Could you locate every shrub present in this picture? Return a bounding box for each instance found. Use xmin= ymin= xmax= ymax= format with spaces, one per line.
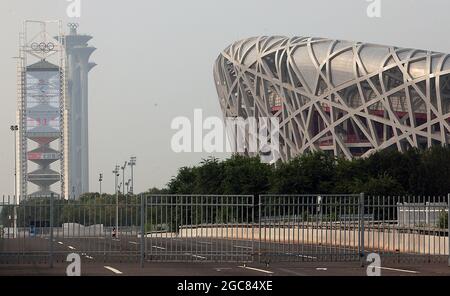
xmin=438 ymin=210 xmax=448 ymax=229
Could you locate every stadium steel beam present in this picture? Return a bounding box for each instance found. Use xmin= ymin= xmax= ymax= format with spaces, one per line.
xmin=214 ymin=36 xmax=450 ymax=161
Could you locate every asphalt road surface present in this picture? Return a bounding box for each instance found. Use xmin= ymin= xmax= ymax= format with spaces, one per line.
xmin=0 ymin=235 xmax=359 ymax=264
xmin=1 ymin=261 xmax=450 ymax=276
xmin=1 ymin=235 xmax=449 ymax=276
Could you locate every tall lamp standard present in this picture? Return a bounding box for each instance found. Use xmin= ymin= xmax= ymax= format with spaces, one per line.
xmin=121 ymin=161 xmax=127 ymax=195
xmin=99 ymin=173 xmax=103 ymax=196
xmin=128 ymin=157 xmax=136 ymax=195
xmin=10 ymin=125 xmax=18 ymax=238
xmin=113 ymin=165 xmax=120 ymax=237
xmin=125 ymin=179 xmax=131 ymax=195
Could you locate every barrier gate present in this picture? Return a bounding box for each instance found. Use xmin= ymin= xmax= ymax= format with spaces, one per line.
xmin=0 ymin=194 xmax=448 ymax=266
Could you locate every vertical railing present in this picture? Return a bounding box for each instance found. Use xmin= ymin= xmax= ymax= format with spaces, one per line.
xmin=359 ymin=193 xmax=365 ymax=267
xmin=140 ymin=194 xmax=145 ymax=268
xmin=251 ymin=195 xmax=255 ymax=262
xmin=3 ymin=193 xmax=450 ymax=267
xmin=448 ymin=193 xmax=450 ymax=267
xmin=258 ymin=196 xmax=262 ymax=264
xmin=49 ymin=193 xmax=54 ymax=268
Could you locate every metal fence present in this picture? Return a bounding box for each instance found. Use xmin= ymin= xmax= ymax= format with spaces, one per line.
xmin=144 ymin=195 xmax=254 ymax=263
xmin=0 ymin=194 xmax=449 ymax=267
xmin=363 ymin=196 xmax=449 ymax=264
xmin=258 ymin=194 xmax=362 ymax=264
xmin=0 ymin=195 xmax=142 ymax=265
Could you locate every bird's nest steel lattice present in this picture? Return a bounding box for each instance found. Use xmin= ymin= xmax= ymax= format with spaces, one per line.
xmin=214 ymin=36 xmax=450 ymax=160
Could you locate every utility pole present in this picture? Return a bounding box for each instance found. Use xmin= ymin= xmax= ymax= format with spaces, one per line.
xmin=128 ymin=157 xmax=136 ymax=195
xmin=10 ymin=125 xmax=18 ymax=238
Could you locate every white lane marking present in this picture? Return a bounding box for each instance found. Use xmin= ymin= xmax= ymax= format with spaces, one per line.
xmin=112 ymin=239 xmax=120 ymax=242
xmin=233 ymin=245 xmax=253 ymax=250
xmin=85 ymin=255 xmax=94 ymax=260
xmin=316 ymin=268 xmax=327 ymax=271
xmin=298 ymin=255 xmax=317 ymax=259
xmin=68 ymin=246 xmax=76 ymax=250
xmin=285 ymin=253 xmax=317 ymax=260
xmin=104 ymin=266 xmax=123 ymax=274
xmin=152 ymin=246 xmax=166 ymax=250
xmin=129 ymin=241 xmax=138 ymax=245
xmin=198 ymin=241 xmax=213 ymax=245
xmin=215 ymin=268 xmax=232 ymax=272
xmin=58 ymin=242 xmax=64 ymax=245
xmin=238 ymin=265 xmax=274 ymax=274
xmin=192 ymin=255 xmax=207 ymax=260
xmin=277 ymin=268 xmax=307 ymax=276
xmin=376 ymin=266 xmax=419 ymax=274
xmin=297 ymin=254 xmax=317 ymax=260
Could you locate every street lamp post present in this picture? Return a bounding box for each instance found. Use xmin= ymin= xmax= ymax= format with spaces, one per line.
xmin=126 ymin=179 xmax=131 ymax=195
xmin=10 ymin=125 xmax=18 ymax=238
xmin=121 ymin=161 xmax=127 ymax=195
xmin=99 ymin=173 xmax=103 ymax=196
xmin=128 ymin=157 xmax=136 ymax=195
xmin=113 ymin=165 xmax=120 ymax=237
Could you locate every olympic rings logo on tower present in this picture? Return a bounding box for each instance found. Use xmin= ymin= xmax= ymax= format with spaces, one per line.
xmin=67 ymin=23 xmax=79 ymax=31
xmin=30 ymin=42 xmax=55 ymax=53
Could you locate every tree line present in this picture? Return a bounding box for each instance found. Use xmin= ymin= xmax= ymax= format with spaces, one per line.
xmin=3 ymin=146 xmax=450 ymax=229
xmin=161 ymin=146 xmax=450 ymax=197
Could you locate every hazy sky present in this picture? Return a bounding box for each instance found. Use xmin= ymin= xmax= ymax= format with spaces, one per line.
xmin=1 ymin=0 xmax=450 ymax=195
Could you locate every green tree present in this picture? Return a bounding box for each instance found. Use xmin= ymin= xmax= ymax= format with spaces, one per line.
xmin=348 ymin=173 xmax=406 ymax=196
xmin=270 ymin=151 xmax=335 ymax=194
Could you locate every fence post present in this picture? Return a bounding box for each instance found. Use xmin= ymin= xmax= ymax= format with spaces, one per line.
xmin=258 ymin=195 xmax=262 ymax=264
xmin=140 ymin=194 xmax=145 ymax=268
xmin=448 ymin=193 xmax=449 ymax=268
xmin=49 ymin=193 xmax=54 ymax=268
xmin=359 ymin=193 xmax=365 ymax=267
xmin=251 ymin=195 xmax=254 ymax=262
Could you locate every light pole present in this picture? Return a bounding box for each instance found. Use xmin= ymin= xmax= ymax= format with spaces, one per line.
xmin=113 ymin=165 xmax=120 ymax=237
xmin=121 ymin=161 xmax=127 ymax=195
xmin=128 ymin=157 xmax=136 ymax=195
xmin=126 ymin=179 xmax=131 ymax=195
xmin=99 ymin=173 xmax=103 ymax=196
xmin=10 ymin=125 xmax=18 ymax=238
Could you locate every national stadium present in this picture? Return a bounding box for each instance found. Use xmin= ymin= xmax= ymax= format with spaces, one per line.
xmin=214 ymin=36 xmax=450 ymax=160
